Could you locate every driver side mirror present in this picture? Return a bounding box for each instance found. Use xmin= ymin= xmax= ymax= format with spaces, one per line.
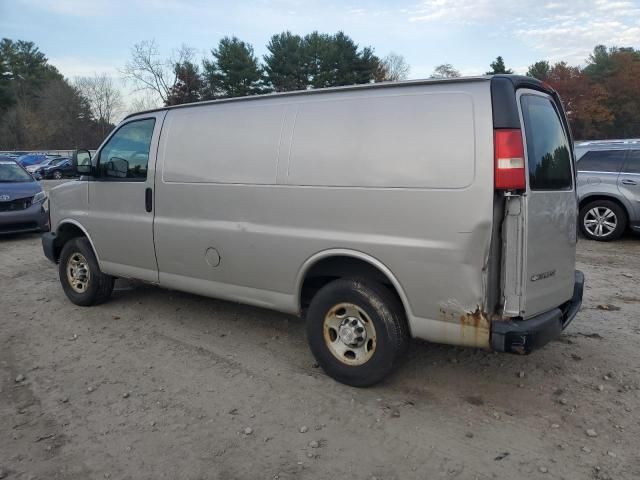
xmin=72 ymin=149 xmax=93 ymax=176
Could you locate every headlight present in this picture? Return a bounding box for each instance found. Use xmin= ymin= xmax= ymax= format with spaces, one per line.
xmin=33 ymin=191 xmax=47 ymax=204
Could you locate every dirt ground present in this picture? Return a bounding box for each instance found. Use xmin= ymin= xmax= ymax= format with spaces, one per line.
xmin=1 ymin=182 xmax=639 ymax=479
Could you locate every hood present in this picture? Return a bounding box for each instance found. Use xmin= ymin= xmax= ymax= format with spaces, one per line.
xmin=0 ymin=180 xmax=42 ymax=201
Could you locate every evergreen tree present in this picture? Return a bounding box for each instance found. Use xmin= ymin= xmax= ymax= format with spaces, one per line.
xmin=526 ymin=60 xmax=550 ymax=80
xmin=166 ymin=61 xmax=203 ymax=105
xmin=302 ymin=32 xmax=335 ymax=89
xmin=202 ymin=37 xmax=264 ymax=99
xmin=263 ymin=32 xmax=307 ymax=92
xmin=486 ymin=56 xmax=513 ymax=75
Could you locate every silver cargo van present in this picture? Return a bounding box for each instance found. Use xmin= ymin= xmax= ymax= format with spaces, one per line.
xmin=43 ymin=75 xmax=584 ymax=386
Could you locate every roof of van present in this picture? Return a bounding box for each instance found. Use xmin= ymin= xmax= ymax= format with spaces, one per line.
xmin=124 ymin=74 xmax=549 ymax=120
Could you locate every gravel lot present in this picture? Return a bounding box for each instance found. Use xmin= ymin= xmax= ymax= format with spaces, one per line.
xmin=1 ymin=180 xmax=639 ymax=479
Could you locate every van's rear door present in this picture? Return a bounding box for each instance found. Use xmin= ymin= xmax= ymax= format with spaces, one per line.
xmin=496 ymin=78 xmax=577 ymax=319
xmin=517 ymin=89 xmax=577 ymax=317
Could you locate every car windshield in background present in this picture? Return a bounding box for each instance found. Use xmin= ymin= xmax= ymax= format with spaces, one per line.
xmin=0 ymin=160 xmax=34 ymax=182
xmin=521 ymin=94 xmax=573 ymax=190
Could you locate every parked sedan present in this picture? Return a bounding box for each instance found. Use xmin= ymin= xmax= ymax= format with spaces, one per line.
xmin=0 ymin=156 xmax=49 ymax=234
xmin=32 ymin=157 xmax=74 ymax=179
xmin=26 ymin=156 xmax=60 ymax=177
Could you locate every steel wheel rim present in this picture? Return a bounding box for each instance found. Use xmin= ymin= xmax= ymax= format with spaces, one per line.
xmin=54 ymin=171 xmax=62 ymax=179
xmin=584 ymin=207 xmax=617 ymax=238
xmin=323 ymin=302 xmax=377 ymax=366
xmin=66 ymin=252 xmax=90 ymax=293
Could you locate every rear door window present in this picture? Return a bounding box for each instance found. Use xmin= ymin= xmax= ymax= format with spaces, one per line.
xmin=622 ymin=150 xmax=640 ymax=174
xmin=577 ymin=150 xmax=625 ymax=173
xmin=520 ymin=95 xmax=573 ymax=190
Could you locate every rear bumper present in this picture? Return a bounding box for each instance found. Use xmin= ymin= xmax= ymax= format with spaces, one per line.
xmin=0 ymin=203 xmax=49 ymax=235
xmin=491 ymin=270 xmax=584 ymax=354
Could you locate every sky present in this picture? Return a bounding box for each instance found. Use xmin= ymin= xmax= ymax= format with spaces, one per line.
xmin=2 ymin=0 xmax=639 ymax=112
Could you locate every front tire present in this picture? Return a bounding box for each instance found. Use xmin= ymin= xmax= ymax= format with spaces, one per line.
xmin=53 ymin=170 xmax=63 ymax=180
xmin=579 ymin=200 xmax=626 ymax=241
xmin=59 ymin=237 xmax=114 ymax=306
xmin=306 ymin=278 xmax=409 ymax=387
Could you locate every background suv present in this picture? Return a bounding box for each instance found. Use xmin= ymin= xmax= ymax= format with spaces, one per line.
xmin=575 ymin=139 xmax=640 ymax=241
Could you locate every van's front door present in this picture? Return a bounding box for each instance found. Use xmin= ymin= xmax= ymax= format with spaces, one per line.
xmin=83 ymin=112 xmax=166 ymax=282
xmin=503 ymin=90 xmax=577 ymax=318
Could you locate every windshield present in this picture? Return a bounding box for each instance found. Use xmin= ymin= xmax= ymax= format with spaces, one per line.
xmin=0 ymin=160 xmax=34 ymax=182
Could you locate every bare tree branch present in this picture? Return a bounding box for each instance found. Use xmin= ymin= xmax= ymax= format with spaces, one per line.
xmin=75 ymin=73 xmax=123 ymax=133
xmin=121 ymin=40 xmax=172 ymax=103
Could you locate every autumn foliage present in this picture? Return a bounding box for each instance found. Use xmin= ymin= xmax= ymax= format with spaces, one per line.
xmin=527 ymin=46 xmax=640 ymax=140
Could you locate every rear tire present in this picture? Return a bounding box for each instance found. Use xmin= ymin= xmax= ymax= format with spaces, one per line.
xmin=59 ymin=237 xmax=114 ymax=306
xmin=306 ymin=278 xmax=409 ymax=387
xmin=53 ymin=170 xmax=63 ymax=180
xmin=579 ymin=200 xmax=626 ymax=241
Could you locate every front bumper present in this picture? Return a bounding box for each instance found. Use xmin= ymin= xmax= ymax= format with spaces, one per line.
xmin=491 ymin=270 xmax=584 ymax=354
xmin=0 ymin=202 xmax=49 ymax=235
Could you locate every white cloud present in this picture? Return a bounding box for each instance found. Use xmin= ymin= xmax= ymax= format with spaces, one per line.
xmin=406 ymin=0 xmax=640 ymax=64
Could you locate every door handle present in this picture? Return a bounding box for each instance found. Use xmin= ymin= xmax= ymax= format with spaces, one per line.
xmin=621 ymin=179 xmax=637 ymax=185
xmin=145 ymin=187 xmax=153 ymax=212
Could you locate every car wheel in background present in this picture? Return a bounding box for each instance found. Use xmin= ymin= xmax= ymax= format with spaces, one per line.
xmin=53 ymin=170 xmax=63 ymax=179
xmin=306 ymin=278 xmax=409 ymax=387
xmin=579 ymin=199 xmax=627 ymax=241
xmin=58 ymin=237 xmax=114 ymax=306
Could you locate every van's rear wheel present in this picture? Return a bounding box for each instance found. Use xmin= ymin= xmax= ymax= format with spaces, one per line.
xmin=306 ymin=278 xmax=409 ymax=387
xmin=579 ymin=200 xmax=626 ymax=241
xmin=59 ymin=237 xmax=114 ymax=306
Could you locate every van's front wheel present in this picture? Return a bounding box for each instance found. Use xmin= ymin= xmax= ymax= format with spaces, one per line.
xmin=59 ymin=237 xmax=114 ymax=306
xmin=306 ymin=278 xmax=409 ymax=387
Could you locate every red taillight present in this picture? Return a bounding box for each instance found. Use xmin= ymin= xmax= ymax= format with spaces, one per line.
xmin=494 ymin=129 xmax=526 ymax=190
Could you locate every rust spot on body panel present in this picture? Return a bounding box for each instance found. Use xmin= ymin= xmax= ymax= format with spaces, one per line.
xmin=459 ymin=307 xmax=491 ymax=348
xmin=438 ymin=301 xmax=491 ymax=349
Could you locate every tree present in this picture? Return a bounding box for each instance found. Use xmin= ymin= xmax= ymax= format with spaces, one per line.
xmin=0 ymin=38 xmax=61 ymax=109
xmin=202 ymin=36 xmax=264 ymax=99
xmin=128 ymin=93 xmax=161 ymax=115
xmin=584 ymin=46 xmax=640 ymax=138
xmin=545 ymin=62 xmax=613 ymax=139
xmin=0 ymin=38 xmax=107 ymax=149
xmin=75 ymin=73 xmax=123 ymax=138
xmin=430 ymin=63 xmax=460 ymax=79
xmin=122 ymin=41 xmax=194 ymax=104
xmin=301 ymin=31 xmax=380 ymax=88
xmin=302 ymin=31 xmax=335 ymax=89
xmin=263 ymin=32 xmax=307 ymax=92
xmin=526 ymin=60 xmax=550 ymax=80
xmin=353 ymin=46 xmax=380 ymax=85
xmin=486 ymin=56 xmax=513 ymax=75
xmin=0 ymin=38 xmax=62 ymax=147
xmin=376 ymin=53 xmax=410 ymax=81
xmin=30 ymin=79 xmax=101 ymax=148
xmin=166 ymin=61 xmax=203 ymax=105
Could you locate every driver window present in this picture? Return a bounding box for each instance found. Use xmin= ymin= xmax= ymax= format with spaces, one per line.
xmin=98 ymin=118 xmax=156 ymax=181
